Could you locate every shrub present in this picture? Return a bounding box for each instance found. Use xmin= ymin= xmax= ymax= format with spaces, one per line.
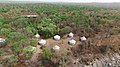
xmin=0 ymin=48 xmax=7 ymax=56
xmin=1 ymin=24 xmax=12 ymax=29
xmin=12 ymin=42 xmax=23 ymax=53
xmin=25 ymin=26 xmax=37 ymax=37
xmin=2 ymin=54 xmax=18 ymax=67
xmin=58 ymin=56 xmax=69 ymax=67
xmin=0 ymin=28 xmax=12 ymax=37
xmin=59 ymin=26 xmax=71 ymax=36
xmin=99 ymin=45 xmax=111 ymax=53
xmin=26 ymin=26 xmax=37 ymax=34
xmin=7 ymin=32 xmax=27 ymax=42
xmin=10 ymin=18 xmax=28 ymax=28
xmin=12 ymin=39 xmax=29 ymax=54
xmin=30 ymin=38 xmax=38 ymax=46
xmin=108 ymin=28 xmax=120 ymax=35
xmin=23 ymin=46 xmax=36 ymax=58
xmin=0 ymin=16 xmax=5 ymax=23
xmin=0 ymin=21 xmax=4 ymax=28
xmin=42 ymin=48 xmax=53 ymax=60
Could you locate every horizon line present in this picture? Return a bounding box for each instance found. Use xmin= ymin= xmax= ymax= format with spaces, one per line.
xmin=0 ymin=1 xmax=120 ymax=3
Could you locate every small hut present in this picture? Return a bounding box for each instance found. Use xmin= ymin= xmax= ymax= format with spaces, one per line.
xmin=53 ymin=35 xmax=61 ymax=41
xmin=68 ymin=39 xmax=76 ymax=45
xmin=52 ymin=45 xmax=60 ymax=52
xmin=21 ymin=12 xmax=39 ymax=18
xmin=0 ymin=38 xmax=6 ymax=47
xmin=38 ymin=39 xmax=46 ymax=46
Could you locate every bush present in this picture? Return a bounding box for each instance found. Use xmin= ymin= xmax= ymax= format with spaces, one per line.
xmin=59 ymin=26 xmax=71 ymax=36
xmin=42 ymin=48 xmax=53 ymax=60
xmin=30 ymin=38 xmax=38 ymax=46
xmin=1 ymin=54 xmax=18 ymax=67
xmin=99 ymin=45 xmax=111 ymax=53
xmin=12 ymin=42 xmax=23 ymax=53
xmin=7 ymin=32 xmax=27 ymax=42
xmin=0 ymin=28 xmax=12 ymax=37
xmin=23 ymin=46 xmax=36 ymax=58
xmin=12 ymin=39 xmax=29 ymax=53
xmin=0 ymin=16 xmax=6 ymax=23
xmin=0 ymin=21 xmax=4 ymax=28
xmin=108 ymin=28 xmax=120 ymax=35
xmin=26 ymin=26 xmax=37 ymax=34
xmin=10 ymin=18 xmax=28 ymax=28
xmin=0 ymin=48 xmax=7 ymax=56
xmin=58 ymin=56 xmax=69 ymax=67
xmin=25 ymin=26 xmax=37 ymax=37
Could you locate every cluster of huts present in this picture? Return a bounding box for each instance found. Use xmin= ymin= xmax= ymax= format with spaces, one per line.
xmin=0 ymin=32 xmax=87 ymax=53
xmin=35 ymin=32 xmax=87 ymax=52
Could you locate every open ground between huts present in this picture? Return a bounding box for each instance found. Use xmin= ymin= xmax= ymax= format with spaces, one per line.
xmin=27 ymin=33 xmax=120 ymax=66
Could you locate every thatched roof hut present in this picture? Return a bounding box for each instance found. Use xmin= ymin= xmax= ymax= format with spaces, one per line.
xmin=21 ymin=12 xmax=39 ymax=18
xmin=0 ymin=38 xmax=6 ymax=47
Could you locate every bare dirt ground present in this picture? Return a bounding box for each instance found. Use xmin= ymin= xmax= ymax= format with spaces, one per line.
xmin=97 ymin=34 xmax=120 ymax=46
xmin=30 ymin=35 xmax=80 ymax=62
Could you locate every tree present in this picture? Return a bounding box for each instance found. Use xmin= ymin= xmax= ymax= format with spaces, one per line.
xmin=37 ymin=18 xmax=57 ymax=37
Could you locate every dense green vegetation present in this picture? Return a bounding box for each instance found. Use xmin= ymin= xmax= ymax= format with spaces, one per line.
xmin=0 ymin=3 xmax=120 ymax=66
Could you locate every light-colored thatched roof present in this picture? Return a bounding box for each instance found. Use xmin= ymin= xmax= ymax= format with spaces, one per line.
xmin=21 ymin=12 xmax=39 ymax=18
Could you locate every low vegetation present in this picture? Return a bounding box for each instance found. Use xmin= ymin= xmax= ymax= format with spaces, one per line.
xmin=0 ymin=3 xmax=120 ymax=67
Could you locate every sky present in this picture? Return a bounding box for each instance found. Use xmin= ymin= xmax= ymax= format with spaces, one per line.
xmin=2 ymin=0 xmax=120 ymax=3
